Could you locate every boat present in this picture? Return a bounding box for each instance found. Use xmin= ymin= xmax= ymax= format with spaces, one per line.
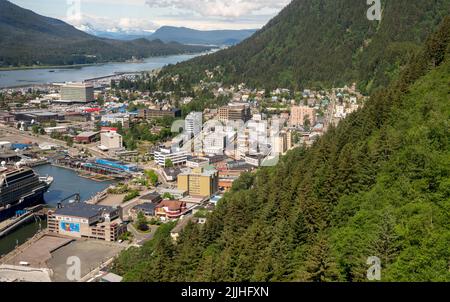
xmin=0 ymin=165 xmax=53 ymax=222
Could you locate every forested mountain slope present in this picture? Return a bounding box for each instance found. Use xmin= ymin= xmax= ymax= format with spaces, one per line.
xmin=113 ymin=17 xmax=450 ymax=282
xmin=159 ymin=0 xmax=450 ymax=93
xmin=0 ymin=0 xmax=209 ymax=67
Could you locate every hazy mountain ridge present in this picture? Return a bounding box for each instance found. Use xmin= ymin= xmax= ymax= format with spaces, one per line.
xmin=0 ymin=0 xmax=210 ymax=67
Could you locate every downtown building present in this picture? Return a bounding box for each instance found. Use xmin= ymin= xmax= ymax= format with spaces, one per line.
xmin=154 ymin=147 xmax=188 ymax=167
xmin=47 ymin=203 xmax=127 ymax=242
xmin=185 ymin=111 xmax=203 ymax=138
xmin=177 ymin=167 xmax=219 ymax=198
xmin=218 ymin=103 xmax=251 ymax=123
xmin=60 ymin=82 xmax=94 ymax=103
xmin=290 ymin=105 xmax=316 ymax=127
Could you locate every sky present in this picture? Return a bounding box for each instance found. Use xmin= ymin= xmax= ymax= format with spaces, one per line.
xmin=9 ymin=0 xmax=290 ymax=32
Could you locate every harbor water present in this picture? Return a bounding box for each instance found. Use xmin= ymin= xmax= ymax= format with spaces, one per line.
xmin=0 ymin=53 xmax=204 ymax=88
xmin=0 ymin=164 xmax=114 ymax=257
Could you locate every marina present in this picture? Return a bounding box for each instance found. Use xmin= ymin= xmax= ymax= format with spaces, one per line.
xmin=0 ymin=164 xmax=115 ymax=256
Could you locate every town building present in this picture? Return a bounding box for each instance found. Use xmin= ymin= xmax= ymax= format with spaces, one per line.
xmin=290 ymin=105 xmax=316 ymax=127
xmin=186 ymin=157 xmax=210 ymax=168
xmin=218 ymin=104 xmax=251 ymax=122
xmin=100 ymin=131 xmax=123 ymax=150
xmin=12 ymin=111 xmax=63 ymax=123
xmin=60 ymin=82 xmax=94 ymax=103
xmin=101 ymin=113 xmax=130 ymax=128
xmin=131 ymin=203 xmax=157 ymax=217
xmin=155 ymin=200 xmax=187 ymax=220
xmin=154 ymin=147 xmax=188 ymax=167
xmin=185 ymin=111 xmax=203 ymax=138
xmin=74 ymin=131 xmax=99 ymax=144
xmin=44 ymin=126 xmax=67 ymax=135
xmin=139 ymin=192 xmax=162 ymax=204
xmin=138 ymin=108 xmax=182 ymax=119
xmin=177 ymin=167 xmax=219 ymax=198
xmin=47 ymin=203 xmax=127 ymax=242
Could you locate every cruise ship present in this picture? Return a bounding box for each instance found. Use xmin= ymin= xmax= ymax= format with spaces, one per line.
xmin=0 ymin=166 xmax=53 ymax=222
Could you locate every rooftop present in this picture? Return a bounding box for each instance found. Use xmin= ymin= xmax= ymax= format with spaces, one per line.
xmin=54 ymin=202 xmax=116 ymax=219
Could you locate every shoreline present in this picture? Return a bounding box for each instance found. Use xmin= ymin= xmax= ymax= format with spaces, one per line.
xmin=0 ymin=50 xmax=214 ymax=72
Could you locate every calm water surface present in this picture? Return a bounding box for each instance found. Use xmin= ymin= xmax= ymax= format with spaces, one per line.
xmin=0 ymin=53 xmax=203 ymax=88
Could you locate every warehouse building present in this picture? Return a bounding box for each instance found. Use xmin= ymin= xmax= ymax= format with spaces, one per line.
xmin=47 ymin=203 xmax=127 ymax=242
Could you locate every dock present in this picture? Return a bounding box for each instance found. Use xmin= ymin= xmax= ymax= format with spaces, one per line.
xmin=0 ymin=205 xmax=45 ymax=239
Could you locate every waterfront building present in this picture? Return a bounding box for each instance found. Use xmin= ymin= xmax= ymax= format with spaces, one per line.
xmin=177 ymin=167 xmax=219 ymax=198
xmin=290 ymin=105 xmax=316 ymax=127
xmin=60 ymin=82 xmax=94 ymax=103
xmin=47 ymin=203 xmax=127 ymax=242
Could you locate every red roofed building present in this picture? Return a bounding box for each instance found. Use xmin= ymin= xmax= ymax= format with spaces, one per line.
xmin=101 ymin=127 xmax=118 ymax=133
xmin=84 ymin=108 xmax=101 ymax=113
xmin=155 ymin=200 xmax=187 ymax=220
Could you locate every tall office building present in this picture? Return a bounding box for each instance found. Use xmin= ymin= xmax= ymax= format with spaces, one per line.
xmin=185 ymin=112 xmax=203 ymax=138
xmin=60 ymin=82 xmax=94 ymax=103
xmin=177 ymin=167 xmax=219 ymax=198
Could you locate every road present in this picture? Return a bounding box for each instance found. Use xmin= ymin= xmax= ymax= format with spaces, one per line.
xmin=0 ymin=124 xmax=106 ymax=158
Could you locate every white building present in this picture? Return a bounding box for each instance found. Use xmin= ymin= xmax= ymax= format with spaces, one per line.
xmin=44 ymin=126 xmax=67 ymax=134
xmin=154 ymin=147 xmax=188 ymax=167
xmin=202 ymin=131 xmax=227 ymax=155
xmin=185 ymin=111 xmax=203 ymax=138
xmin=101 ymin=113 xmax=130 ymax=126
xmin=100 ymin=131 xmax=123 ymax=150
xmin=0 ymin=142 xmax=11 ymax=152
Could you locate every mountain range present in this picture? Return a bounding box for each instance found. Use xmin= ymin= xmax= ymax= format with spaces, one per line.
xmin=160 ymin=0 xmax=450 ymax=93
xmin=0 ymin=0 xmax=210 ymax=67
xmin=82 ymin=25 xmax=257 ymax=46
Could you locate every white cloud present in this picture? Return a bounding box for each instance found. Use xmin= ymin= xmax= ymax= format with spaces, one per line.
xmin=66 ymin=13 xmax=159 ymax=32
xmin=145 ymin=0 xmax=290 ymax=19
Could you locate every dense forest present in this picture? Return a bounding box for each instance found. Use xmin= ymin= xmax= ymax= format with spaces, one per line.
xmin=159 ymin=0 xmax=450 ymax=93
xmin=113 ymin=17 xmax=450 ymax=281
xmin=0 ymin=0 xmax=209 ymax=67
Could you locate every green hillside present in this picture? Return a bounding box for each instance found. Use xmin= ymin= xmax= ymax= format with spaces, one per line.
xmin=159 ymin=0 xmax=450 ymax=93
xmin=0 ymin=0 xmax=209 ymax=67
xmin=113 ymin=17 xmax=450 ymax=282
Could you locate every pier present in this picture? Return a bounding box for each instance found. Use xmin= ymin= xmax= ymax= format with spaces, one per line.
xmin=0 ymin=205 xmax=45 ymax=239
